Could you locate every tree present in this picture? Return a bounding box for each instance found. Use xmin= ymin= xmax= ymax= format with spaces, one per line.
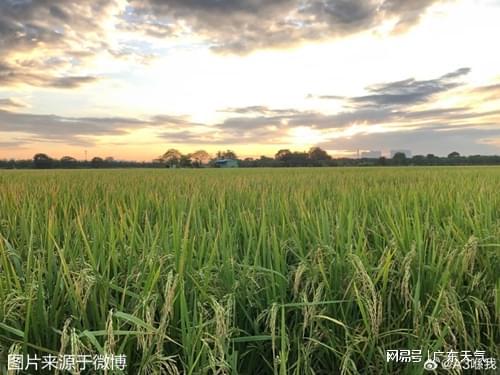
xmin=160 ymin=149 xmax=182 ymax=167
xmin=289 ymin=151 xmax=309 ymax=166
xmin=275 ymin=149 xmax=292 ymax=161
xmin=412 ymin=155 xmax=426 ymax=165
xmin=60 ymin=156 xmax=77 ymax=168
xmin=216 ymin=150 xmax=237 ymax=160
xmin=424 ymin=154 xmax=439 ymax=165
xmin=308 ymin=147 xmax=330 ymax=161
xmin=190 ymin=150 xmax=211 ymax=167
xmin=179 ymin=155 xmax=192 ymax=168
xmin=33 ymin=153 xmax=53 ymax=169
xmin=448 ymin=151 xmax=460 ymax=158
xmin=91 ymin=156 xmax=104 ymax=168
xmin=392 ymin=152 xmax=407 ymax=166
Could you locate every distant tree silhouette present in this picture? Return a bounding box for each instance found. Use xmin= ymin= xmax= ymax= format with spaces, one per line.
xmin=275 ymin=149 xmax=292 ymax=160
xmin=412 ymin=155 xmax=426 ymax=165
xmin=91 ymin=156 xmax=104 ymax=168
xmin=60 ymin=156 xmax=77 ymax=168
xmin=179 ymin=155 xmax=192 ymax=168
xmin=160 ymin=149 xmax=182 ymax=167
xmin=216 ymin=150 xmax=237 ymax=159
xmin=4 ymin=148 xmax=497 ymax=170
xmin=33 ymin=153 xmax=53 ymax=169
xmin=308 ymin=147 xmax=330 ymax=162
xmin=189 ymin=150 xmax=211 ymax=167
xmin=392 ymin=152 xmax=407 ymax=166
xmin=289 ymin=151 xmax=309 ymax=166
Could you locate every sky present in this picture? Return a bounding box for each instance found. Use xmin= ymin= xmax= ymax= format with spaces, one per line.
xmin=0 ymin=0 xmax=499 ymax=161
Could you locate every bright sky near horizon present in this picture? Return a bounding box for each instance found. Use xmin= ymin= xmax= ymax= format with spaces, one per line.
xmin=0 ymin=0 xmax=499 ymax=161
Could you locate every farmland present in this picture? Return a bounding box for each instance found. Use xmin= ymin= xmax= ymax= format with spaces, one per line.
xmin=0 ymin=167 xmax=498 ymax=374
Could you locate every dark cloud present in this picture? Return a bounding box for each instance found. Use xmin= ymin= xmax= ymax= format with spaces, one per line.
xmin=0 ymin=109 xmax=154 ymax=146
xmin=0 ymin=61 xmax=100 ymax=88
xmin=313 ymin=68 xmax=471 ymax=109
xmin=0 ymin=0 xmax=447 ymax=88
xmin=296 ymin=68 xmax=477 ymax=130
xmin=350 ymin=68 xmax=471 ymax=107
xmin=151 ymin=114 xmax=205 ymax=127
xmin=158 ymin=125 xmax=287 ymax=145
xmin=214 ymin=107 xmax=361 ymax=133
xmin=0 ymin=0 xmax=116 ymax=88
xmin=381 ymin=0 xmax=439 ymax=32
xmin=49 ymin=76 xmax=100 ymax=89
xmin=0 ymin=108 xmax=221 ymax=146
xmin=127 ymin=0 xmax=443 ymax=53
xmin=0 ymin=1 xmax=115 ymax=52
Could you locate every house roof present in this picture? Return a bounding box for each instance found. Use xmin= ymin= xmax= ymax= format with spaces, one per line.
xmin=215 ymin=158 xmax=237 ymax=163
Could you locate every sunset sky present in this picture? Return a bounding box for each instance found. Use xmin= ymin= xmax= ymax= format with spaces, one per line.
xmin=1 ymin=0 xmax=499 ymax=161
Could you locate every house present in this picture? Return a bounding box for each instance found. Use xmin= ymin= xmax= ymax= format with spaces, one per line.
xmin=215 ymin=158 xmax=239 ymax=168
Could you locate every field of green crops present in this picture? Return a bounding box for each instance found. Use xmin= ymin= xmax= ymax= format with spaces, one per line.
xmin=0 ymin=168 xmax=498 ymax=374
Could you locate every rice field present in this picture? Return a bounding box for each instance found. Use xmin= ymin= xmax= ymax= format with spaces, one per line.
xmin=0 ymin=167 xmax=498 ymax=374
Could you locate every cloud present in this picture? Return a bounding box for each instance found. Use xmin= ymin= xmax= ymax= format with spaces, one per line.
xmin=0 ymin=109 xmax=154 ymax=146
xmin=299 ymin=68 xmax=478 ymax=129
xmin=0 ymin=109 xmax=222 ymax=147
xmin=151 ymin=114 xmax=205 ymax=127
xmin=155 ymin=69 xmax=499 ymax=150
xmin=0 ymin=1 xmax=116 ymax=52
xmin=470 ymin=82 xmax=500 ymax=101
xmin=49 ymin=76 xmax=100 ymax=89
xmin=0 ymin=62 xmax=100 ymax=88
xmin=0 ymin=140 xmax=27 ymax=149
xmin=1 ymin=67 xmax=498 ymax=156
xmin=0 ymin=0 xmax=448 ymax=89
xmin=318 ymin=124 xmax=500 ymax=155
xmin=219 ymin=106 xmax=300 ymax=115
xmin=127 ymin=0 xmax=443 ymax=53
xmin=349 ymin=67 xmax=471 ymax=107
xmin=308 ymin=94 xmax=345 ymax=100
xmin=156 ymin=103 xmax=500 ymax=147
xmin=0 ymin=0 xmax=118 ymax=88
xmin=313 ymin=68 xmax=472 ymax=111
xmin=158 ymin=125 xmax=286 ymax=145
xmin=0 ymin=98 xmax=28 ymax=110
xmin=474 ymin=83 xmax=500 ymax=93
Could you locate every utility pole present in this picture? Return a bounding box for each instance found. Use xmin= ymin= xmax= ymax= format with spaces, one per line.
xmin=84 ymin=150 xmax=87 ymax=162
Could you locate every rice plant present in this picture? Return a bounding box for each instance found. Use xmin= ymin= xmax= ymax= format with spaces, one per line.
xmin=0 ymin=167 xmax=498 ymax=374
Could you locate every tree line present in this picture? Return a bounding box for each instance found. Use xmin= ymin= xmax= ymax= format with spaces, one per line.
xmin=1 ymin=148 xmax=500 ymax=169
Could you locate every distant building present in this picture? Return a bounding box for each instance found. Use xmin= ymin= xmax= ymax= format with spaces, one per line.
xmin=361 ymin=150 xmax=382 ymax=159
xmin=215 ymin=158 xmax=239 ymax=168
xmin=390 ymin=149 xmax=412 ymax=158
